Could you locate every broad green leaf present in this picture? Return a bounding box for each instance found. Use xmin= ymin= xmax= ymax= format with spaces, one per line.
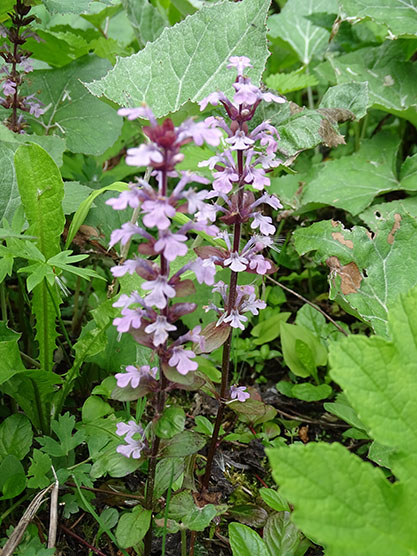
xmin=301 ymin=134 xmax=401 ymax=215
xmin=84 ymin=0 xmax=271 ymax=117
xmin=82 ymin=396 xmax=113 ymax=423
xmin=0 ymin=323 xmax=25 ymax=386
xmin=263 ymin=512 xmax=310 ymax=556
xmin=251 ymin=312 xmax=291 ymax=345
xmin=400 ymin=153 xmax=417 ymax=190
xmin=154 ymin=457 xmax=184 ymax=499
xmin=154 ymin=406 xmax=185 ymax=439
xmin=228 ymin=522 xmax=270 ymax=556
xmin=293 ymin=213 xmax=417 ymax=337
xmin=259 ymin=487 xmax=290 ymax=512
xmin=291 ymin=383 xmax=332 ymax=402
xmin=0 ymin=144 xmax=19 ymax=224
xmin=319 ymin=81 xmax=369 ymax=120
xmin=0 ymin=414 xmax=33 ymax=462
xmin=339 ymin=0 xmax=417 ymax=38
xmin=268 ymin=0 xmax=338 ymax=64
xmin=360 ymin=197 xmax=417 ymax=230
xmin=44 ymin=0 xmax=93 ymax=13
xmin=229 ymin=398 xmax=277 ymax=426
xmin=268 ymin=285 xmax=417 ymax=555
xmin=280 ymin=323 xmax=327 ymax=378
xmin=63 ymin=182 xmax=94 ymax=214
xmin=116 ymin=506 xmax=152 ymax=548
xmin=326 ymin=42 xmax=417 ymax=126
xmin=15 ymin=143 xmax=65 ymax=372
xmin=265 ymin=69 xmax=319 ymax=94
xmin=161 ymin=431 xmax=206 ymax=457
xmin=183 ymin=504 xmax=218 ymax=531
xmin=0 ymin=455 xmax=26 ymax=500
xmin=122 ymin=0 xmax=168 ymax=46
xmin=26 ymin=57 xmax=123 ymax=155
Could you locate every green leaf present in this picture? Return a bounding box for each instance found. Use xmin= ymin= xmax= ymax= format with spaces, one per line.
xmin=38 ymin=413 xmax=85 ymax=457
xmin=43 ymin=0 xmax=93 ymax=14
xmin=280 ymin=323 xmax=327 ymax=378
xmin=0 ymin=322 xmax=25 ymax=386
xmin=251 ymin=312 xmax=291 ymax=345
xmin=0 ymin=144 xmax=19 ymax=224
xmin=84 ymin=0 xmax=271 ymax=117
xmin=259 ymin=487 xmax=290 ymax=512
xmin=27 ymin=449 xmax=53 ymax=489
xmin=161 ymin=431 xmax=206 ymax=457
xmin=182 ymin=504 xmax=218 ymax=531
xmin=319 ymin=81 xmax=369 ymax=120
xmin=293 ymin=213 xmax=417 ymax=337
xmin=291 ymin=383 xmax=333 ymax=402
xmin=15 ymin=143 xmax=65 ymax=373
xmin=301 ymin=134 xmax=401 ymax=215
xmin=82 ymin=396 xmax=113 ymax=423
xmin=339 ymin=0 xmax=417 ymax=38
xmin=265 ymin=69 xmax=319 ymax=94
xmin=26 ymin=57 xmax=123 ymax=155
xmin=263 ymin=512 xmax=310 ymax=556
xmin=0 ymin=455 xmax=26 ymax=500
xmin=268 ymin=0 xmax=338 ymax=64
xmin=122 ymin=0 xmax=168 ymax=46
xmin=228 ymin=522 xmax=270 ymax=556
xmin=0 ymin=414 xmax=33 ymax=462
xmin=327 ymin=42 xmax=417 ymax=126
xmin=154 ymin=406 xmax=186 ymax=439
xmin=116 ymin=505 xmax=152 ymax=548
xmin=229 ymin=398 xmax=277 ymax=426
xmin=267 ymin=284 xmax=417 ymax=556
xmin=154 ymin=457 xmax=184 ymax=499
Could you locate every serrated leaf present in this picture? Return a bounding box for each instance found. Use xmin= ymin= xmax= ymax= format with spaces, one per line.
xmin=319 ymin=81 xmax=369 ymax=119
xmin=268 ymin=0 xmax=338 ymax=65
xmin=339 ymin=0 xmax=417 ymax=38
xmin=327 ymin=42 xmax=417 ymax=126
xmin=27 ymin=449 xmax=53 ymax=489
xmin=0 ymin=322 xmax=25 ymax=386
xmin=228 ymin=522 xmax=270 ymax=556
xmin=84 ymin=0 xmax=271 ymax=117
xmin=43 ymin=0 xmax=93 ymax=14
xmin=293 ymin=213 xmax=417 ymax=337
xmin=25 ymin=57 xmax=123 ymax=155
xmin=265 ymin=69 xmax=319 ymax=94
xmin=15 ymin=143 xmax=65 ymax=372
xmin=268 ymin=285 xmax=417 ymax=555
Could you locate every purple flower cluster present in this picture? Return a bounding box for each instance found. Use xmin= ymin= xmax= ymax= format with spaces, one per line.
xmin=110 ymin=56 xmax=285 ymax=455
xmin=0 ymin=1 xmax=47 ymax=132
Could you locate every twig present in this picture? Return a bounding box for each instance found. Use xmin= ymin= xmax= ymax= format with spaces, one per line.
xmin=1 ymin=484 xmax=54 ymax=556
xmin=59 ymin=524 xmax=107 ymax=556
xmin=266 ymin=275 xmax=349 ymax=337
xmin=47 ymin=466 xmax=59 ymax=549
xmin=276 ymin=408 xmax=349 ymax=428
xmin=65 ymin=481 xmax=144 ymax=502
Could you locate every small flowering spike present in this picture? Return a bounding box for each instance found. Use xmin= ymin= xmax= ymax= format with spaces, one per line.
xmin=227 ymin=56 xmax=253 ymax=75
xmin=116 ymin=420 xmax=145 ymax=459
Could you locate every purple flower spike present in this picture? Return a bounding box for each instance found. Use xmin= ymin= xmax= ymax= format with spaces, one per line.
xmin=226 ymin=130 xmax=254 ymax=151
xmin=2 ymin=79 xmax=16 ymax=96
xmin=126 ymin=144 xmax=163 ymax=167
xmin=154 ymin=231 xmax=188 ymax=262
xmin=230 ymin=384 xmax=250 ymax=402
xmin=233 ymin=78 xmax=260 ymax=106
xmin=106 ymin=186 xmax=141 ymax=210
xmin=118 ymin=105 xmax=157 ymax=124
xmin=113 ymin=308 xmax=143 ymax=333
xmin=191 ymin=258 xmax=217 ymax=285
xmin=111 ymin=258 xmax=140 ymax=277
xmin=142 ymin=199 xmax=176 ymax=230
xmin=142 ymin=275 xmax=176 ymax=309
xmin=145 ymin=315 xmax=177 ymax=346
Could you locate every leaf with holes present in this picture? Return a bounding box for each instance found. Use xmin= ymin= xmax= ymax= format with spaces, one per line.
xmin=293 ymin=212 xmax=417 ymax=337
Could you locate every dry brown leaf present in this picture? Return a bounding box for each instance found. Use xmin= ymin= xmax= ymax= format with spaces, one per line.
xmin=387 ymin=213 xmax=401 ymax=244
xmin=326 ymin=256 xmax=363 ymax=294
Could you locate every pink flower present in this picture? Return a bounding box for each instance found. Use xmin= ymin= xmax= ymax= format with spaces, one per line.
xmin=113 ymin=308 xmax=143 ymax=333
xmin=154 ymin=231 xmax=188 ymax=261
xmin=169 ymin=346 xmax=198 ymax=375
xmin=106 ymin=186 xmax=141 ymax=210
xmin=221 ymin=309 xmax=248 ymax=330
xmin=142 ymin=199 xmax=175 ymax=230
xmin=251 ymin=213 xmax=276 ymax=235
xmin=126 ymin=144 xmax=163 ymax=167
xmin=109 ymin=222 xmax=142 ymax=248
xmin=224 ymin=252 xmax=248 ymax=272
xmin=227 ymin=56 xmax=252 ymax=75
xmin=233 ymin=77 xmax=260 ymax=105
xmin=226 ymin=131 xmax=254 ymax=151
xmin=230 ymin=385 xmax=250 ymax=402
xmin=111 ymin=258 xmax=140 ymax=277
xmin=116 ymin=420 xmax=145 ymax=459
xmin=145 ymin=316 xmax=177 ymax=346
xmin=142 ymin=275 xmax=176 ymax=309
xmin=248 ymin=254 xmax=272 ymax=275
xmin=191 ymin=258 xmax=216 ymax=285
xmin=115 ymin=365 xmax=158 ymax=389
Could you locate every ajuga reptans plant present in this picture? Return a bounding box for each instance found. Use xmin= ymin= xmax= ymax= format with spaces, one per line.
xmin=106 ymin=55 xmax=285 ymax=553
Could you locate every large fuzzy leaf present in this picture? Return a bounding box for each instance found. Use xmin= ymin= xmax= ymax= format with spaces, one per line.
xmin=14 ymin=144 xmax=65 ymax=372
xmin=84 ymin=0 xmax=271 ymax=117
xmin=293 ymin=212 xmax=417 ymax=337
xmin=267 ymin=284 xmax=417 ymax=556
